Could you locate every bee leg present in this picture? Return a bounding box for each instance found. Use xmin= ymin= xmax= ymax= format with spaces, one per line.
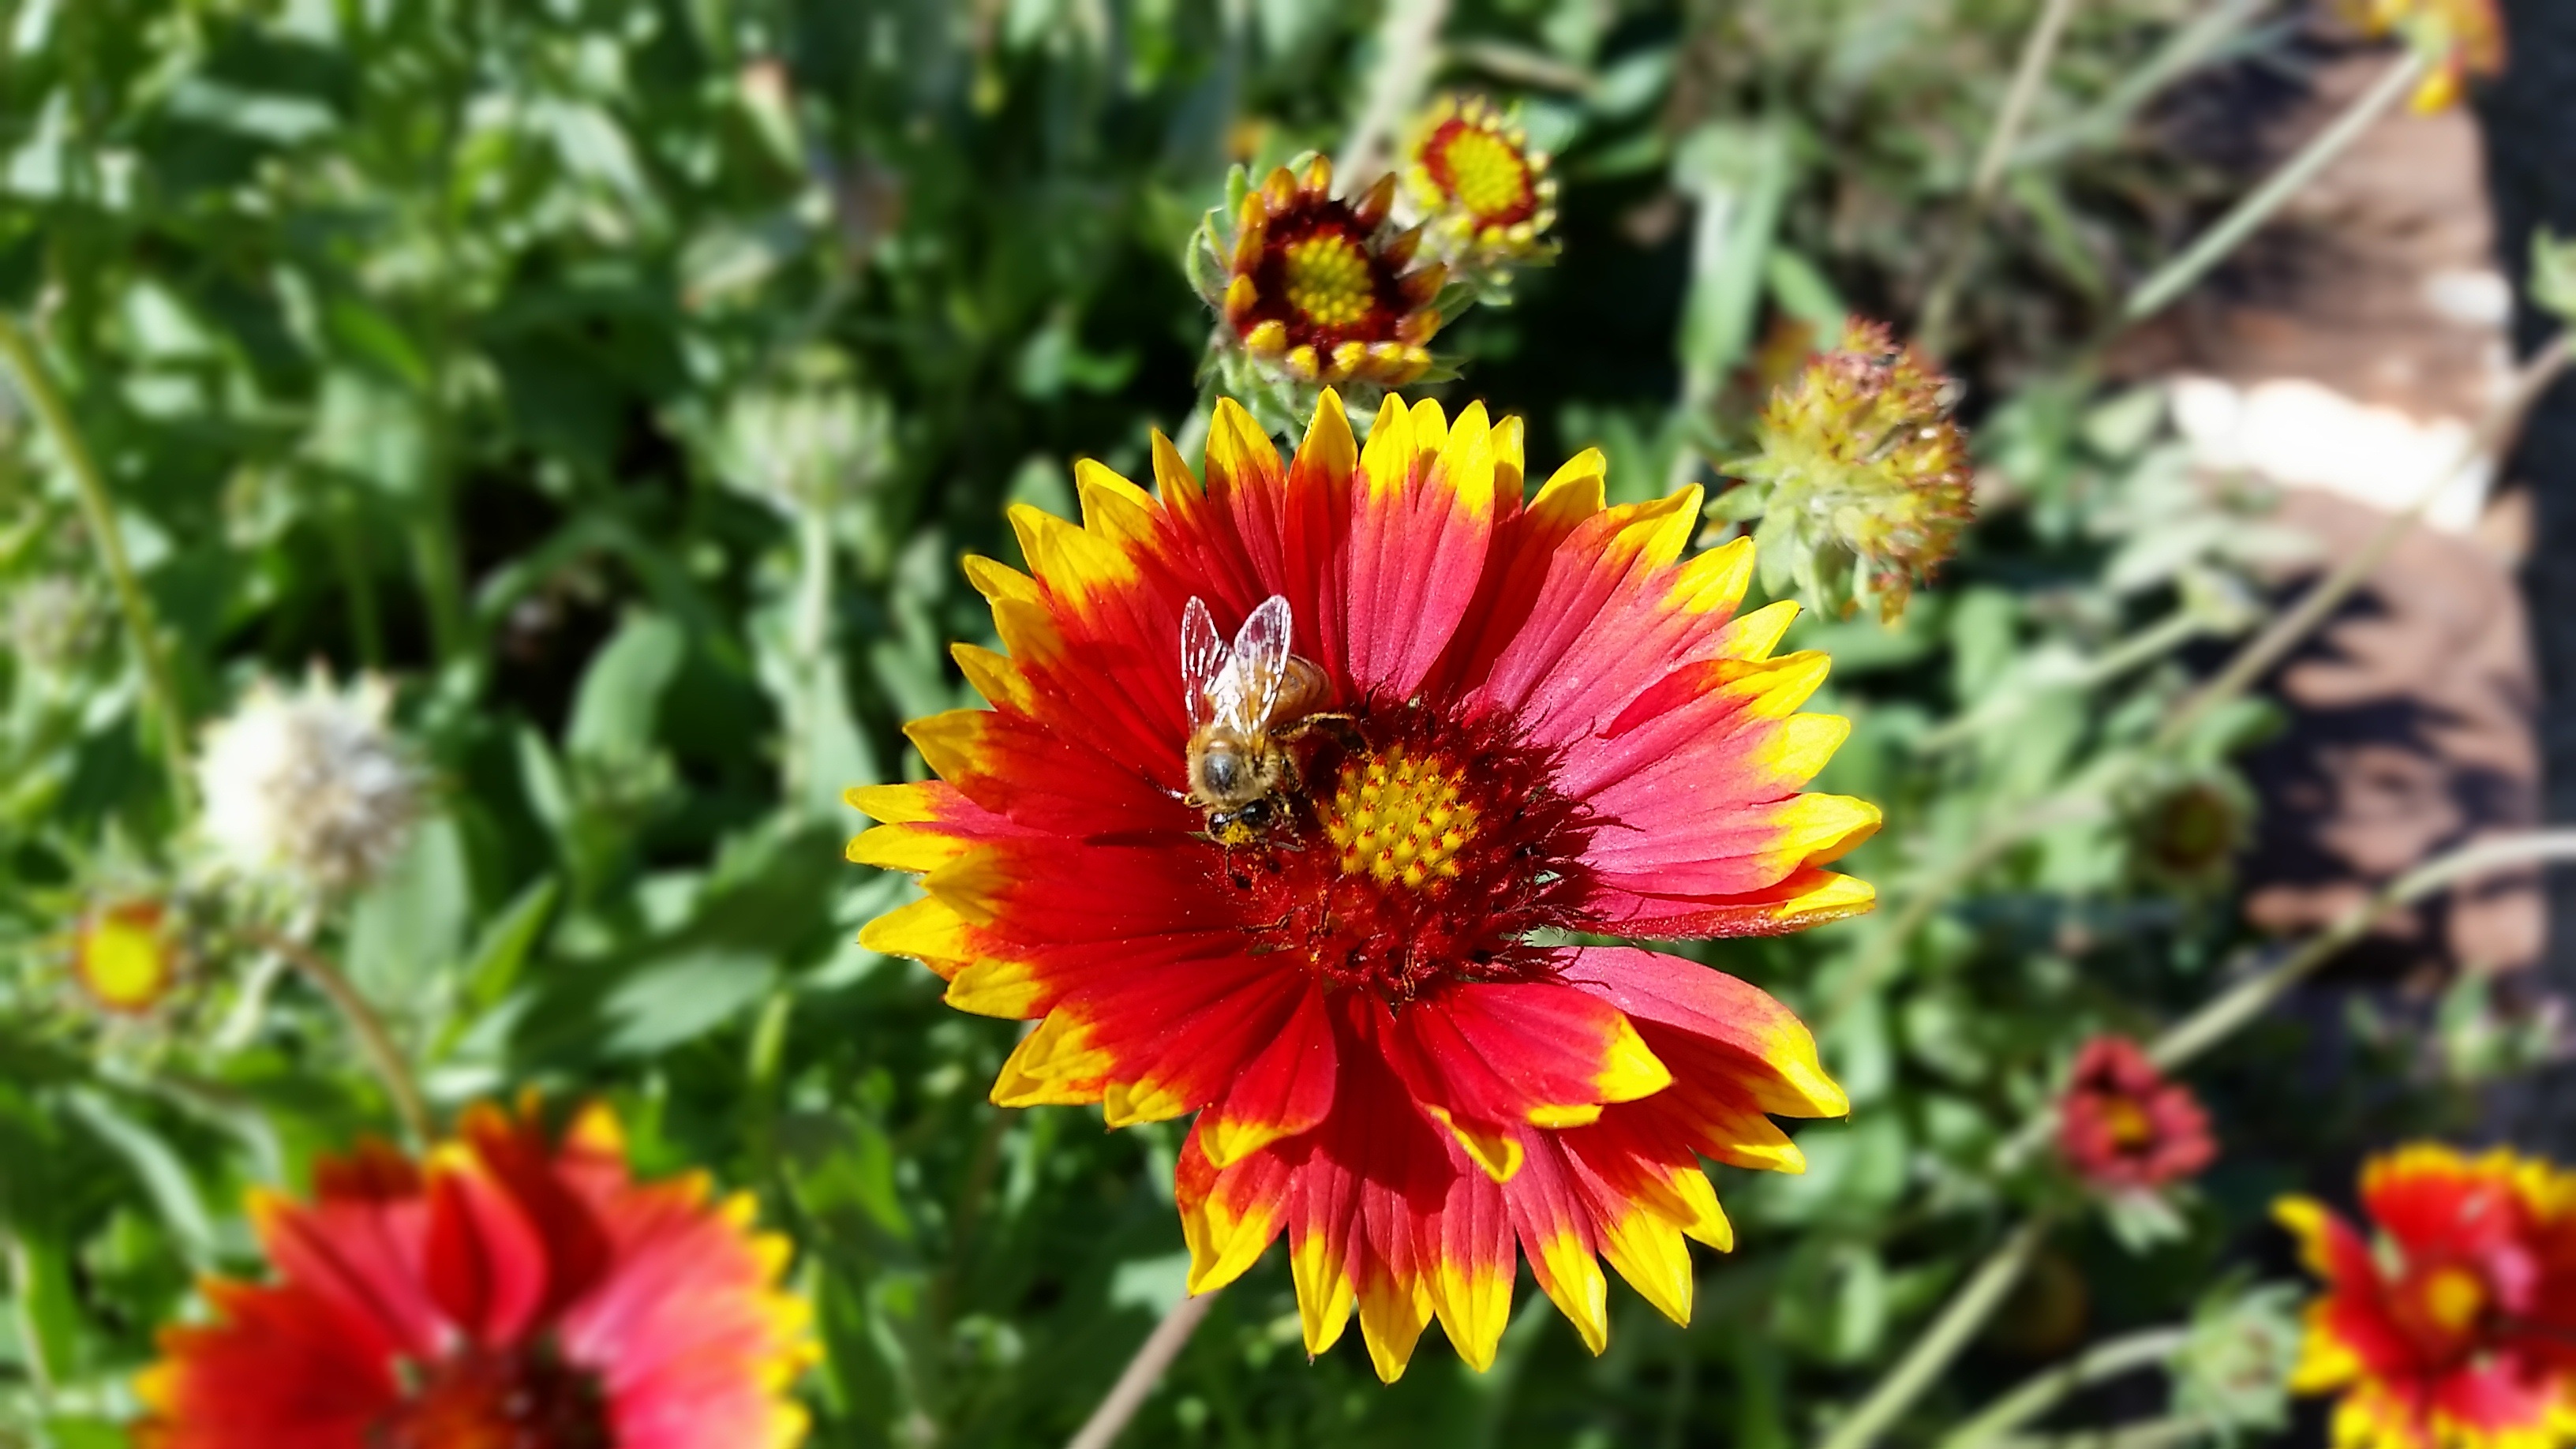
xmin=1283 ymin=713 xmax=1367 ymax=751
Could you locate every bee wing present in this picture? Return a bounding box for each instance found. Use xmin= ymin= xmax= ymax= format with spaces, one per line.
xmin=1180 ymin=597 xmax=1230 ymax=730
xmin=1211 ymin=594 xmax=1297 ymax=732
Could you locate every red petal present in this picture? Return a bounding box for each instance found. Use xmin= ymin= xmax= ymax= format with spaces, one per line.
xmin=249 ymin=1187 xmax=439 ymax=1361
xmin=137 ymin=1282 xmax=402 ymax=1448
xmin=1378 ymin=982 xmax=1668 ymax=1163
xmin=1341 ymin=398 xmax=1496 ymax=698
xmin=1557 ymin=946 xmax=1846 ymax=1118
xmin=423 ymin=1147 xmax=556 ymax=1346
xmin=1197 ymin=980 xmax=1340 ymax=1167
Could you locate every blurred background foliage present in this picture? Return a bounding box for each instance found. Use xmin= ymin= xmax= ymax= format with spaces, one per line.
xmin=0 ymin=1 xmax=2528 ymax=1447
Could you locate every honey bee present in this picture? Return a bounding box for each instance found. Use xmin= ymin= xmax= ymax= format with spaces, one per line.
xmin=1180 ymin=594 xmax=1335 ymax=844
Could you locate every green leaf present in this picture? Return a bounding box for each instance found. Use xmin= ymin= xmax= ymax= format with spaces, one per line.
xmin=601 ymin=949 xmax=778 ymax=1056
xmin=346 ymin=812 xmax=472 ymax=1005
xmin=7 ymin=1230 xmax=82 ymax=1387
xmin=567 ymin=612 xmax=687 ymax=766
xmin=458 ymin=877 xmax=560 ymax=1016
xmin=1675 ymin=121 xmax=1795 ymax=402
xmin=62 ymin=1088 xmax=215 ymax=1260
xmin=1765 ymin=246 xmax=1848 ymax=333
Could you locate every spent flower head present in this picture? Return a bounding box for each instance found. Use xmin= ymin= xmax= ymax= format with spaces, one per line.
xmin=1402 ymin=94 xmax=1559 ymax=281
xmin=1189 ymin=154 xmax=1449 ymax=407
xmin=196 ymin=666 xmax=422 ymax=898
xmin=1719 ymin=319 xmax=1975 ymax=622
xmin=2343 ymin=0 xmax=2504 ymax=112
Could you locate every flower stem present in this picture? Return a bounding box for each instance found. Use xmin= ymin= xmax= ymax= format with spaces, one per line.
xmin=1818 ymin=788 xmax=2107 ymax=1032
xmin=1817 ymin=1215 xmax=2054 ymax=1449
xmin=246 ymin=928 xmax=432 ymax=1145
xmin=1916 ymin=606 xmax=2217 ymax=754
xmin=1335 ymin=0 xmax=1451 ymax=184
xmin=0 ymin=313 xmax=193 ymax=807
xmin=1065 ymin=1289 xmax=1221 ymax=1449
xmin=1990 ymin=829 xmax=2576 ymax=1170
xmin=2009 ymin=0 xmax=2268 ymax=170
xmin=1996 ymin=1414 xmax=2213 ymax=1449
xmin=1934 ymin=1325 xmax=2191 ymax=1449
xmin=2119 ymin=49 xmax=2424 ymax=327
xmin=1919 ymin=0 xmax=2086 ymax=356
xmin=2154 ymin=331 xmax=2570 ymax=751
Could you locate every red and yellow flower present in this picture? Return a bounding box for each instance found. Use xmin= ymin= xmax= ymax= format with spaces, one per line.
xmin=1209 ymin=155 xmax=1445 ymax=388
xmin=2278 ymin=1144 xmax=2576 ymax=1449
xmin=2056 ymin=1035 xmax=2215 ymax=1193
xmin=2344 ymin=0 xmax=2505 ymax=112
xmin=135 ymin=1098 xmax=814 ymax=1449
xmin=1403 ymin=94 xmax=1558 ymax=269
xmin=849 ymin=391 xmax=1878 ymax=1379
xmin=72 ymin=899 xmax=181 ymax=1014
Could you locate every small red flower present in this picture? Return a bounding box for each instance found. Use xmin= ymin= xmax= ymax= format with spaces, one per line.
xmin=135 ymin=1099 xmax=813 ymax=1449
xmin=2278 ymin=1145 xmax=2576 ymax=1449
xmin=2056 ymin=1035 xmax=2215 ymax=1191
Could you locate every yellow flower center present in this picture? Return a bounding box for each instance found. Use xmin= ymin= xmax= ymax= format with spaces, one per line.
xmin=1320 ymin=745 xmax=1479 ymax=891
xmin=1437 ymin=127 xmax=1532 ymax=223
xmin=77 ymin=907 xmax=172 ymax=1012
xmin=2418 ymin=1267 xmax=2486 ymax=1337
xmin=1282 ymin=232 xmax=1376 ymax=330
xmin=2100 ymin=1097 xmax=2155 ymax=1150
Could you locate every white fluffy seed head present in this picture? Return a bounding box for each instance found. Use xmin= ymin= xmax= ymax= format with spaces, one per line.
xmin=195 ymin=668 xmax=421 ymax=896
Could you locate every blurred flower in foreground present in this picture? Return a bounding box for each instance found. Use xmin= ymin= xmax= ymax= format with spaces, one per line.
xmin=851 ymin=391 xmax=1878 ymax=1379
xmin=1402 ymin=94 xmax=1558 ymax=278
xmin=197 ymin=668 xmax=421 ymax=897
xmin=2058 ymin=1035 xmax=2216 ymax=1193
xmin=72 ymin=899 xmax=182 ymax=1015
xmin=1717 ymin=319 xmax=1975 ymax=623
xmin=1191 ymin=155 xmax=1446 ymax=390
xmin=2344 ymin=0 xmax=2504 ymax=112
xmin=136 ymin=1098 xmax=814 ymax=1449
xmin=2276 ymin=1144 xmax=2576 ymax=1449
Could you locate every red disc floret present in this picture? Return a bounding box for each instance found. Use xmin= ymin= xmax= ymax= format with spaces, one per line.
xmin=1210 ymin=702 xmax=1594 ymax=1005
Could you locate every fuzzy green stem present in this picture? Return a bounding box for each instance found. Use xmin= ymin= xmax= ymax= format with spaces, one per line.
xmin=1992 ymin=829 xmax=2576 ymax=1171
xmin=1335 ymin=0 xmax=1451 ymax=185
xmin=2121 ymin=50 xmax=2424 ymax=327
xmin=0 ymin=314 xmax=193 ymax=805
xmin=2010 ymin=0 xmax=2267 ymax=170
xmin=248 ymin=928 xmax=432 ymax=1146
xmin=1818 ymin=1215 xmax=2056 ymax=1449
xmin=1918 ymin=607 xmax=2215 ymax=754
xmin=5 ymin=1234 xmax=56 ymax=1402
xmin=2155 ymin=333 xmax=2570 ymax=751
xmin=1935 ymin=1326 xmax=2192 ymax=1449
xmin=1065 ymin=1289 xmax=1221 ymax=1449
xmin=1919 ymin=0 xmax=2084 ymax=355
xmin=2152 ymin=831 xmax=2576 ymax=1071
xmin=1818 ymin=789 xmax=2107 ymax=1032
xmin=1998 ymin=1415 xmax=2213 ymax=1449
